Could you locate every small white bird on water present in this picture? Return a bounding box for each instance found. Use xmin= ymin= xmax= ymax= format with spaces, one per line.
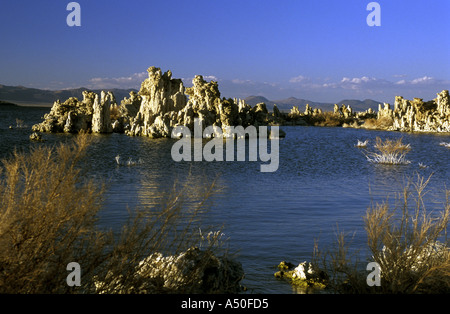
xmin=115 ymin=155 xmax=143 ymax=166
xmin=355 ymin=139 xmax=369 ymax=148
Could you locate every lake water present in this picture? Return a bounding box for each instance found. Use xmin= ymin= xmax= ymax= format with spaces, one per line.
xmin=1 ymin=105 xmax=449 ymax=293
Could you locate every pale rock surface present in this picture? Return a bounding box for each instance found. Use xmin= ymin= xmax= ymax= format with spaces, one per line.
xmin=91 ymin=91 xmax=113 ymax=133
xmin=94 ymin=247 xmax=244 ymax=294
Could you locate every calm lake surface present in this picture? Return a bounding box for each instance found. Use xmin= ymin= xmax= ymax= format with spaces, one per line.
xmin=1 ymin=105 xmax=450 ymax=293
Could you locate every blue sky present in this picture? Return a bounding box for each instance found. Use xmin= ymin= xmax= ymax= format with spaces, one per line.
xmin=0 ymin=0 xmax=449 ymax=103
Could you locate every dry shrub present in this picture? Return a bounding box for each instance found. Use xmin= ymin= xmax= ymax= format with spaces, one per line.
xmin=365 ymin=174 xmax=450 ymax=293
xmin=310 ymin=112 xmax=344 ymax=127
xmin=0 ymin=133 xmax=230 ymax=293
xmin=373 ymin=136 xmax=411 ymax=154
xmin=364 ymin=137 xmax=411 ymax=165
xmin=92 ymin=176 xmax=232 ymax=294
xmin=312 ymin=174 xmax=450 ymax=293
xmin=0 ymin=133 xmax=105 ymax=293
xmin=363 ymin=116 xmax=393 ymax=130
xmin=312 ymin=227 xmax=370 ymax=293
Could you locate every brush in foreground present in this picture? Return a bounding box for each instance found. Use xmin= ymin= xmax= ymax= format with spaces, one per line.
xmin=0 ymin=133 xmax=241 ymax=293
xmin=311 ymin=174 xmax=450 ymax=293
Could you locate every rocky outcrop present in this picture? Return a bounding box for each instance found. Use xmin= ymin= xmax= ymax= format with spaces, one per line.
xmin=94 ymin=247 xmax=244 ymax=294
xmin=127 ymin=67 xmax=187 ymax=137
xmin=32 ymin=66 xmax=277 ymax=138
xmin=29 ymin=132 xmax=44 ymax=142
xmin=32 ymin=66 xmax=277 ymax=137
xmin=32 ymin=91 xmax=96 ymax=133
xmin=282 ymin=90 xmax=450 ymax=132
xmin=274 ymin=260 xmax=328 ymax=292
xmin=389 ymin=90 xmax=450 ymax=132
xmin=92 ymin=91 xmax=113 ymax=133
xmin=32 ymin=66 xmax=449 ymax=135
xmin=365 ymin=90 xmax=450 ymax=132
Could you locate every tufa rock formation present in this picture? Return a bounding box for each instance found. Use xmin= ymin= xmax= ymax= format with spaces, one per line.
xmin=94 ymin=247 xmax=244 ymax=294
xmin=365 ymin=90 xmax=450 ymax=132
xmin=33 ymin=66 xmax=276 ymax=138
xmin=274 ymin=260 xmax=328 ymax=292
xmin=389 ymin=90 xmax=450 ymax=132
xmin=32 ymin=66 xmax=449 ymax=135
xmin=32 ymin=91 xmax=97 ymax=133
xmin=92 ymin=91 xmax=114 ymax=133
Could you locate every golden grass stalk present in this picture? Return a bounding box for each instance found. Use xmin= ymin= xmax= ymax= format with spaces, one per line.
xmin=364 ymin=137 xmax=411 ymax=165
xmin=0 ymin=133 xmax=229 ymax=293
xmin=312 ymin=174 xmax=449 ymax=293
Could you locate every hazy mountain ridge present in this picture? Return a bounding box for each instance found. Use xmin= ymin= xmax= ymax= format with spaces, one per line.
xmin=244 ymin=95 xmax=383 ymax=112
xmin=244 ymin=96 xmax=383 ymax=111
xmin=0 ymin=84 xmax=137 ymax=106
xmin=0 ymin=84 xmax=382 ymax=111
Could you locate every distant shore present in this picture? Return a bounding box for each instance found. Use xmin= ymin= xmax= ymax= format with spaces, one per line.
xmin=0 ymin=100 xmax=52 ymax=107
xmin=0 ymin=100 xmax=18 ymax=106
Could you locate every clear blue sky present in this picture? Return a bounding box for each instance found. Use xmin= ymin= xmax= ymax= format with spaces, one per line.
xmin=0 ymin=0 xmax=449 ymax=103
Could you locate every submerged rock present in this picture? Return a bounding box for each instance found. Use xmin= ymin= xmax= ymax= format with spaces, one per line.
xmin=274 ymin=261 xmax=328 ymax=292
xmin=95 ymin=247 xmax=244 ymax=294
xmin=29 ymin=132 xmax=44 ymax=142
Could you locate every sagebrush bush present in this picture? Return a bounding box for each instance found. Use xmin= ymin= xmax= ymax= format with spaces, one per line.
xmin=0 ymin=133 xmax=226 ymax=293
xmin=310 ymin=112 xmax=344 ymax=127
xmin=363 ymin=116 xmax=393 ymax=130
xmin=364 ymin=137 xmax=411 ymax=165
xmin=0 ymin=133 xmax=104 ymax=293
xmin=365 ymin=174 xmax=450 ymax=293
xmin=312 ymin=174 xmax=450 ymax=293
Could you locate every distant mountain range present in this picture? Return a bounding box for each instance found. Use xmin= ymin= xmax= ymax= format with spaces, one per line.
xmin=0 ymin=84 xmax=383 ymax=112
xmin=0 ymin=84 xmax=137 ymax=107
xmin=243 ymin=95 xmax=382 ymax=112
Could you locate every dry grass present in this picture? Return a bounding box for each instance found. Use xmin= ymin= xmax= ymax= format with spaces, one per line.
xmin=0 ymin=132 xmax=229 ymax=293
xmin=365 ymin=174 xmax=450 ymax=293
xmin=363 ymin=116 xmax=394 ymax=130
xmin=312 ymin=174 xmax=450 ymax=293
xmin=312 ymin=227 xmax=370 ymax=293
xmin=364 ymin=137 xmax=411 ymax=165
xmin=310 ymin=112 xmax=344 ymax=127
xmin=0 ymin=133 xmax=104 ymax=293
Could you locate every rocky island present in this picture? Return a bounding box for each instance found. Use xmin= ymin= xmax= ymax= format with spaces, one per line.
xmin=31 ymin=66 xmax=450 ymax=136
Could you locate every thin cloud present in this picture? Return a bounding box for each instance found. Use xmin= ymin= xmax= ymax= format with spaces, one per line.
xmin=411 ymin=76 xmax=434 ymax=84
xmin=88 ymin=72 xmax=147 ymax=89
xmin=181 ymin=75 xmax=219 ymax=86
xmin=289 ymin=75 xmax=310 ymax=83
xmin=395 ymin=76 xmax=447 ymax=86
xmin=84 ymin=71 xmax=448 ymax=104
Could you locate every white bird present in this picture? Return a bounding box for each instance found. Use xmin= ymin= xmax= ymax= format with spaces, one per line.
xmin=356 ymin=139 xmax=369 ymax=148
xmin=115 ymin=155 xmax=143 ymax=166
